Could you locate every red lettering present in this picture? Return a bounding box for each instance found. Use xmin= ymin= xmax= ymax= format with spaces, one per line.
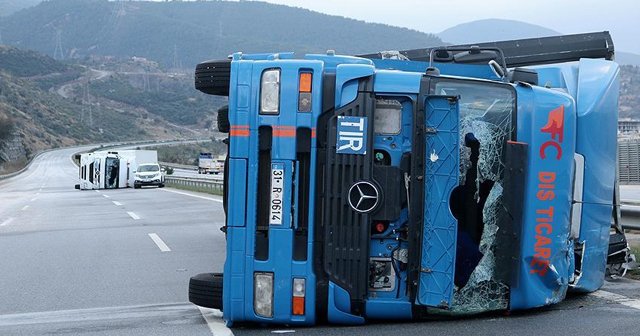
xmin=534 ymin=235 xmax=552 ymax=247
xmin=536 ymin=206 xmax=554 ymax=218
xmin=535 ymin=247 xmax=551 ymax=259
xmin=539 ymin=172 xmax=556 ymax=183
xmin=536 ymin=190 xmax=555 ymax=201
xmin=541 ymin=105 xmax=565 ymax=143
xmin=540 ymin=140 xmax=562 ymax=160
xmin=535 ymin=223 xmax=552 ymax=235
xmin=529 ymin=257 xmax=549 ymax=276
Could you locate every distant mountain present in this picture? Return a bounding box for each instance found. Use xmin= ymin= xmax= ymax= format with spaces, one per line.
xmin=0 ymin=0 xmax=443 ymax=69
xmin=438 ymin=18 xmax=639 ymax=66
xmin=438 ymin=19 xmax=560 ymax=44
xmin=617 ymin=52 xmax=640 ymax=66
xmin=0 ymin=0 xmax=41 ymax=17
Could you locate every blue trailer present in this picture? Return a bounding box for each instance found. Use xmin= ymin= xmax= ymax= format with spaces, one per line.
xmin=188 ymin=32 xmax=634 ymax=326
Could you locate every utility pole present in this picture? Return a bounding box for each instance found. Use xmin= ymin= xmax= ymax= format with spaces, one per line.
xmin=172 ymin=44 xmax=182 ymax=72
xmin=53 ymin=29 xmax=64 ymax=60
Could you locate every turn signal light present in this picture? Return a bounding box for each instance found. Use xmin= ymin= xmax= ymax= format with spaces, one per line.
xmin=292 ymin=278 xmax=305 ymax=315
xmin=299 ymin=73 xmax=312 ymax=93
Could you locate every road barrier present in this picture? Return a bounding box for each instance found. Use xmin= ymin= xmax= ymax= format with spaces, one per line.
xmin=165 ymin=176 xmax=223 ymax=194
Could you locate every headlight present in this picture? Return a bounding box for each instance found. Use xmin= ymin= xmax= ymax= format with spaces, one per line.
xmin=254 ymin=272 xmax=274 ymax=317
xmin=260 ymin=69 xmax=280 ymax=115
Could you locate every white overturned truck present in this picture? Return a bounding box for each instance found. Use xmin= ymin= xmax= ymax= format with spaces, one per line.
xmin=75 ymin=150 xmax=162 ymax=190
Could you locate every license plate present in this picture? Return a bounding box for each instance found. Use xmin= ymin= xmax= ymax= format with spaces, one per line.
xmin=270 ymin=163 xmax=285 ymax=225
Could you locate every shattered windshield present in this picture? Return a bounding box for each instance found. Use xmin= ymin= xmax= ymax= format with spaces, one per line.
xmin=434 ymin=79 xmax=516 ymax=313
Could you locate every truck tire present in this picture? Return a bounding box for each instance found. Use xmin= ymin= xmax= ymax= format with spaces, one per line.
xmin=217 ymin=105 xmax=230 ymax=133
xmin=189 ymin=273 xmax=223 ymax=310
xmin=195 ymin=60 xmax=231 ymax=96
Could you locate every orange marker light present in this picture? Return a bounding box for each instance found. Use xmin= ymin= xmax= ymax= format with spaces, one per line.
xmin=292 ymin=296 xmax=305 ymax=315
xmin=299 ymin=73 xmax=312 ymax=93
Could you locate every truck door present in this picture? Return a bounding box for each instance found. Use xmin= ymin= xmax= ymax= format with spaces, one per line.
xmin=415 ymin=95 xmax=460 ymax=308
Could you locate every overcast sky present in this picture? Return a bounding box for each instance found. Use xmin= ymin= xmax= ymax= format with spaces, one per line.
xmin=254 ymin=0 xmax=640 ymax=54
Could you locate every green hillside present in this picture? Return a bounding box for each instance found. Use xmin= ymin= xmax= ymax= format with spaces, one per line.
xmin=0 ymin=45 xmax=203 ymax=171
xmin=0 ymin=0 xmax=41 ymax=17
xmin=0 ymin=0 xmax=443 ymax=69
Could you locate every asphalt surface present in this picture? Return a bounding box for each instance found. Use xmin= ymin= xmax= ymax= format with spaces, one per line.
xmin=0 ymin=147 xmax=225 ymax=335
xmin=1 ymin=147 xmax=640 ymax=335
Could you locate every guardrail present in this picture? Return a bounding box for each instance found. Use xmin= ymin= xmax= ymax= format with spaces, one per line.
xmin=165 ymin=176 xmax=223 ymax=194
xmin=621 ymin=203 xmax=640 ymax=230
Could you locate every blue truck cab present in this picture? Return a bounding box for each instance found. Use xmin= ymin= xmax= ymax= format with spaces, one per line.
xmin=188 ymin=32 xmax=632 ymax=326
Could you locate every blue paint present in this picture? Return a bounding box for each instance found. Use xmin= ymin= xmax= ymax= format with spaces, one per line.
xmin=416 ymin=96 xmax=459 ymax=308
xmin=327 ymin=282 xmax=365 ymax=325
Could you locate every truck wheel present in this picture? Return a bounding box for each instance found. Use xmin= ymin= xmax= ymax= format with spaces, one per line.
xmin=217 ymin=105 xmax=230 ymax=133
xmin=189 ymin=273 xmax=223 ymax=310
xmin=195 ymin=60 xmax=231 ymax=96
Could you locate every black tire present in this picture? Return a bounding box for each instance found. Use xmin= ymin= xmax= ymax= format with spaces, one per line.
xmin=159 ymin=183 xmax=165 ymax=188
xmin=189 ymin=273 xmax=223 ymax=310
xmin=134 ymin=184 xmax=140 ymax=189
xmin=217 ymin=105 xmax=230 ymax=133
xmin=195 ymin=60 xmax=231 ymax=96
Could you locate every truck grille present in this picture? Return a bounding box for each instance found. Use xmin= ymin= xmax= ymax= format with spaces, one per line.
xmin=318 ymin=79 xmax=374 ymax=314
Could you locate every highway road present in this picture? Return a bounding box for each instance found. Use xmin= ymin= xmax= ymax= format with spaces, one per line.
xmin=1 ymin=147 xmax=640 ymax=335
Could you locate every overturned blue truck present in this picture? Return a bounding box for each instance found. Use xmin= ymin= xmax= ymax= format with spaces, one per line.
xmin=188 ymin=32 xmax=634 ymax=326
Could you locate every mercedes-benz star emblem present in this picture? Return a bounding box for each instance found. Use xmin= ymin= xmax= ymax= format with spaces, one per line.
xmin=348 ymin=181 xmax=379 ymax=213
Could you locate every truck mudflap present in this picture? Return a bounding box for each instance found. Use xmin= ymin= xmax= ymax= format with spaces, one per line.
xmin=415 ymin=95 xmax=460 ymax=308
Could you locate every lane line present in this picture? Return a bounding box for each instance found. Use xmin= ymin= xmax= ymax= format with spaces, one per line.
xmin=21 ymin=205 xmax=29 ymax=211
xmin=0 ymin=302 xmax=196 ymax=327
xmin=591 ymin=290 xmax=640 ymax=310
xmin=103 ymin=194 xmax=111 ymax=198
xmin=112 ymin=201 xmax=123 ymax=206
xmin=95 ymin=190 xmax=100 ymax=193
xmin=127 ymin=211 xmax=140 ymax=220
xmin=197 ymin=307 xmax=233 ymax=336
xmin=30 ymin=197 xmax=38 ymax=202
xmin=147 ymin=233 xmax=171 ymax=252
xmin=0 ymin=218 xmax=15 ymax=227
xmin=158 ymin=188 xmax=223 ymax=203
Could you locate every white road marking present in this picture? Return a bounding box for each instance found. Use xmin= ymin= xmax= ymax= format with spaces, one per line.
xmin=0 ymin=302 xmax=196 ymax=327
xmin=112 ymin=201 xmax=123 ymax=206
xmin=147 ymin=233 xmax=171 ymax=252
xmin=0 ymin=218 xmax=15 ymax=227
xmin=21 ymin=205 xmax=29 ymax=211
xmin=103 ymin=194 xmax=111 ymax=198
xmin=197 ymin=307 xmax=233 ymax=336
xmin=591 ymin=290 xmax=640 ymax=310
xmin=127 ymin=211 xmax=140 ymax=220
xmin=158 ymin=188 xmax=223 ymax=203
xmin=30 ymin=197 xmax=38 ymax=202
xmin=95 ymin=190 xmax=100 ymax=193
xmin=272 ymin=330 xmax=296 ymax=334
